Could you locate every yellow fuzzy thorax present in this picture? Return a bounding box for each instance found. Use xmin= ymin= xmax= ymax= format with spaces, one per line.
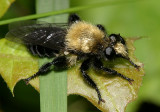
xmin=65 ymin=21 xmax=105 ymax=54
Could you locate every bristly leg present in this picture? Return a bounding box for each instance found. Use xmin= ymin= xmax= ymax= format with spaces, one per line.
xmin=24 ymin=62 xmax=52 ymax=84
xmin=80 ymin=59 xmax=105 ymax=104
xmin=24 ymin=56 xmax=67 ymax=84
xmin=123 ymin=57 xmax=140 ymax=70
xmin=117 ymin=53 xmax=140 ymax=70
xmin=96 ymin=24 xmax=106 ymax=33
xmin=93 ymin=58 xmax=134 ymax=84
xmin=68 ymin=13 xmax=81 ymax=25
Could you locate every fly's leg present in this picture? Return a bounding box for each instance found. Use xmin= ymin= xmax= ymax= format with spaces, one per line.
xmin=24 ymin=56 xmax=67 ymax=84
xmin=68 ymin=13 xmax=81 ymax=25
xmin=93 ymin=58 xmax=134 ymax=84
xmin=80 ymin=59 xmax=105 ymax=104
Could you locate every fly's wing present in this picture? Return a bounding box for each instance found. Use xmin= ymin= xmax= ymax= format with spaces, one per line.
xmin=5 ymin=20 xmax=68 ymax=51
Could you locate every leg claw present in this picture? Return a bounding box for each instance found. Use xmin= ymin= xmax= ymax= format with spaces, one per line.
xmin=98 ymin=99 xmax=105 ymax=104
xmin=23 ymin=79 xmax=30 ymax=85
xmin=135 ymin=65 xmax=141 ymax=71
xmin=128 ymin=78 xmax=134 ymax=85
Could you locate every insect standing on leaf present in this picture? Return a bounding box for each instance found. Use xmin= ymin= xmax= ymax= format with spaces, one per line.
xmin=6 ymin=14 xmax=140 ymax=104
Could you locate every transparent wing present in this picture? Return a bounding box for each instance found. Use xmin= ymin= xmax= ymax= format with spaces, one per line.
xmin=5 ymin=20 xmax=68 ymax=50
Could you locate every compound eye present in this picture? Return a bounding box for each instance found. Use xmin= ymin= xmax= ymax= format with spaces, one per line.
xmin=96 ymin=24 xmax=106 ymax=32
xmin=109 ymin=34 xmax=117 ymax=43
xmin=118 ymin=35 xmax=126 ymax=45
xmin=109 ymin=34 xmax=126 ymax=45
xmin=105 ymin=47 xmax=116 ymax=59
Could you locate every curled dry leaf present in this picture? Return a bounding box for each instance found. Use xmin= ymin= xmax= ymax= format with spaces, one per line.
xmin=0 ymin=38 xmax=144 ymax=111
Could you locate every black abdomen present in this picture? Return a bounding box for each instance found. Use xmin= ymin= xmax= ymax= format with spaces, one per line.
xmin=27 ymin=45 xmax=59 ymax=58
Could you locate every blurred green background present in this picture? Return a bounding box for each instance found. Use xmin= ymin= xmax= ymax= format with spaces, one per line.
xmin=0 ymin=0 xmax=160 ymax=112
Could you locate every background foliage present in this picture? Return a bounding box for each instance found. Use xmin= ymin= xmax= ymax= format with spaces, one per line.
xmin=0 ymin=0 xmax=160 ymax=112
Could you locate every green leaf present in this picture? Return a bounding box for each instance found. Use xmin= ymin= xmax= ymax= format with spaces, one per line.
xmin=0 ymin=0 xmax=15 ymax=18
xmin=0 ymin=37 xmax=144 ymax=111
xmin=0 ymin=38 xmax=39 ymax=94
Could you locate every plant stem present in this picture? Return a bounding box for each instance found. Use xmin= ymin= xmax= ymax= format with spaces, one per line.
xmin=0 ymin=0 xmax=142 ymax=25
xmin=36 ymin=0 xmax=69 ymax=112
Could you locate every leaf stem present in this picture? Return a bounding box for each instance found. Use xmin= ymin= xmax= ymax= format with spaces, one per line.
xmin=37 ymin=0 xmax=68 ymax=112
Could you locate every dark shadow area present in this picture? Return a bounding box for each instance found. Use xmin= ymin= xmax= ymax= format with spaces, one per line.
xmin=0 ymin=0 xmax=35 ymax=39
xmin=0 ymin=76 xmax=40 ymax=112
xmin=137 ymin=101 xmax=160 ymax=112
xmin=68 ymin=95 xmax=101 ymax=112
xmin=1 ymin=0 xmax=35 ymax=20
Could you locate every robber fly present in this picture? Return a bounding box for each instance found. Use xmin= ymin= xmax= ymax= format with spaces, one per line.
xmin=5 ymin=14 xmax=140 ymax=104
